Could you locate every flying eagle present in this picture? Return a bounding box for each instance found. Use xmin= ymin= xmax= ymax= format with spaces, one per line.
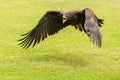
xmin=18 ymin=8 xmax=104 ymax=49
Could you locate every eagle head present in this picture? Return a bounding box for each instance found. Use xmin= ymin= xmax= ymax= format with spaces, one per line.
xmin=62 ymin=10 xmax=80 ymax=24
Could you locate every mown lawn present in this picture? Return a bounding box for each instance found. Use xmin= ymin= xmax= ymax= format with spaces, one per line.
xmin=0 ymin=0 xmax=120 ymax=80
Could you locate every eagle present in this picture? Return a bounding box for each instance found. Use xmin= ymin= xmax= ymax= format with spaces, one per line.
xmin=18 ymin=8 xmax=104 ymax=49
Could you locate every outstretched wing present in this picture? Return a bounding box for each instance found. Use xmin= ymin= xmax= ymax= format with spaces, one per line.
xmin=80 ymin=8 xmax=104 ymax=48
xmin=18 ymin=11 xmax=67 ymax=48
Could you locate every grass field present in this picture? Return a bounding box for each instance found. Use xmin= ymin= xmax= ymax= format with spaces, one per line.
xmin=0 ymin=0 xmax=120 ymax=80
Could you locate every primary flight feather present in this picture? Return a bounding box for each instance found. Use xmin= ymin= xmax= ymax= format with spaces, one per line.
xmin=18 ymin=8 xmax=104 ymax=49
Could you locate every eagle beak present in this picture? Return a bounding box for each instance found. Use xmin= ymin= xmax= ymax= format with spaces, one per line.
xmin=62 ymin=16 xmax=67 ymax=23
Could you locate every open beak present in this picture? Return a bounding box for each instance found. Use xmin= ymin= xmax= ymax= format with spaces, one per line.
xmin=62 ymin=16 xmax=67 ymax=23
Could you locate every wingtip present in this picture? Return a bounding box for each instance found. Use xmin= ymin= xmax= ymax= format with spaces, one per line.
xmin=20 ymin=31 xmax=31 ymax=36
xmin=89 ymin=32 xmax=102 ymax=48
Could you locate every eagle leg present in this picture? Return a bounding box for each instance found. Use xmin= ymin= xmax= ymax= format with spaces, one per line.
xmin=74 ymin=23 xmax=82 ymax=31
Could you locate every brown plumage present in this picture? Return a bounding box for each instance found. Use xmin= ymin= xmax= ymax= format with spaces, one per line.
xmin=18 ymin=8 xmax=104 ymax=49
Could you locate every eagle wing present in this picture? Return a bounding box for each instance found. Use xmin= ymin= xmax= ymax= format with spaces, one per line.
xmin=81 ymin=8 xmax=104 ymax=48
xmin=18 ymin=11 xmax=67 ymax=48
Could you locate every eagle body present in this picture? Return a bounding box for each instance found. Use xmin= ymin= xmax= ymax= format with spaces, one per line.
xmin=18 ymin=8 xmax=104 ymax=49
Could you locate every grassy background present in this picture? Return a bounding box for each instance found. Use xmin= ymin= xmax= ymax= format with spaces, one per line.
xmin=0 ymin=0 xmax=120 ymax=80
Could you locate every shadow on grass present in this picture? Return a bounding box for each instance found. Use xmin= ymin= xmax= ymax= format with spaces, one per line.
xmin=27 ymin=52 xmax=90 ymax=68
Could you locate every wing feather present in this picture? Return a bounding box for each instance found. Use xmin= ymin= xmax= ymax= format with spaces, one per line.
xmin=18 ymin=11 xmax=68 ymax=48
xmin=80 ymin=8 xmax=104 ymax=48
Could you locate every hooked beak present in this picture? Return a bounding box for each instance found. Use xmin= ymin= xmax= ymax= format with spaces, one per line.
xmin=62 ymin=16 xmax=67 ymax=23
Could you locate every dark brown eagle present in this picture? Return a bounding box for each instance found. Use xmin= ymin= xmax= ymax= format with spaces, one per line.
xmin=18 ymin=8 xmax=104 ymax=49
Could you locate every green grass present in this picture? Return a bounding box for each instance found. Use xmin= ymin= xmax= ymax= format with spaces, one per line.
xmin=0 ymin=0 xmax=120 ymax=80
